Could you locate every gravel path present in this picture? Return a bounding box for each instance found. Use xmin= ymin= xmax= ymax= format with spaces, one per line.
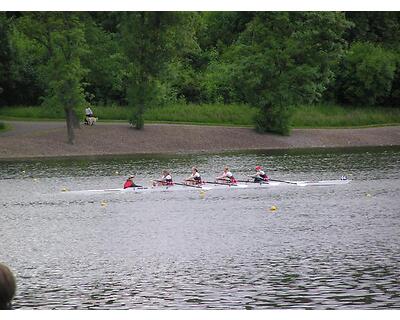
xmin=1 ymin=120 xmax=399 ymax=159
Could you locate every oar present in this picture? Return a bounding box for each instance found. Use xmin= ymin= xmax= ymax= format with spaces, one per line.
xmin=205 ymin=181 xmax=235 ymax=186
xmin=174 ymin=182 xmax=202 ymax=189
xmin=239 ymin=179 xmax=269 ymax=184
xmin=133 ymin=185 xmax=147 ymax=189
xmin=269 ymin=178 xmax=298 ymax=185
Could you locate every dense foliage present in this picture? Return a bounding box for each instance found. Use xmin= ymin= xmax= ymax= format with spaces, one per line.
xmin=0 ymin=12 xmax=399 ymax=135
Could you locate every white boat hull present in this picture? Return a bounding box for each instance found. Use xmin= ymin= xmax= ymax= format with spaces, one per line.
xmin=66 ymin=179 xmax=351 ymax=194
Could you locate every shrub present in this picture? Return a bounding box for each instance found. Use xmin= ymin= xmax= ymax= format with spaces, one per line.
xmin=254 ymin=103 xmax=292 ymax=135
xmin=338 ymin=42 xmax=398 ymax=106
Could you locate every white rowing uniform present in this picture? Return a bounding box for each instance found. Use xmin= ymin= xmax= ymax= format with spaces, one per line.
xmin=163 ymin=174 xmax=172 ymax=181
xmin=224 ymin=171 xmax=233 ymax=178
xmin=257 ymin=170 xmax=266 ymax=177
xmin=191 ymin=172 xmax=201 ymax=181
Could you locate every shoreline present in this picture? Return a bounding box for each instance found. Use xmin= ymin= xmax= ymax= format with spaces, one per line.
xmin=1 ymin=120 xmax=399 ymax=160
xmin=0 ymin=145 xmax=399 ymax=163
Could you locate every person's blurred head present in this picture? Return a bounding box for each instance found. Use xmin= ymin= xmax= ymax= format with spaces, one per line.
xmin=0 ymin=263 xmax=16 ymax=310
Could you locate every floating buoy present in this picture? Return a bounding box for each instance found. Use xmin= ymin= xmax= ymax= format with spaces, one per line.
xmin=61 ymin=187 xmax=68 ymax=192
xmin=270 ymin=205 xmax=277 ymax=211
xmin=199 ymin=190 xmax=206 ymax=199
xmin=115 ymin=171 xmax=119 ymax=175
xmin=366 ymin=193 xmax=372 ymax=197
xmin=101 ymin=200 xmax=107 ymax=207
xmin=22 ymin=170 xmax=26 ymax=174
xmin=33 ymin=178 xmax=38 ymax=181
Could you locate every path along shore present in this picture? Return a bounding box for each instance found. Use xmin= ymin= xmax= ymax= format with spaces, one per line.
xmin=1 ymin=120 xmax=399 ymax=160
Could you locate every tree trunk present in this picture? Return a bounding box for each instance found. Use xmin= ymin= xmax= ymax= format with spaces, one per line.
xmin=65 ymin=107 xmax=75 ymax=144
xmin=71 ymin=109 xmax=80 ymax=129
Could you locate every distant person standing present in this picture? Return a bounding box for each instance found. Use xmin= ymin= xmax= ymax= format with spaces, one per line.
xmin=84 ymin=107 xmax=97 ymax=126
xmin=0 ymin=263 xmax=16 ymax=310
xmin=85 ymin=106 xmax=94 ymax=118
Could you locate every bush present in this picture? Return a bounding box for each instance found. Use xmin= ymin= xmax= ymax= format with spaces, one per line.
xmin=254 ymin=103 xmax=292 ymax=135
xmin=0 ymin=122 xmax=5 ymax=130
xmin=338 ymin=42 xmax=398 ymax=106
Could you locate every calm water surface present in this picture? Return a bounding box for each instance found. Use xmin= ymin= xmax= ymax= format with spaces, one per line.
xmin=0 ymin=147 xmax=399 ymax=309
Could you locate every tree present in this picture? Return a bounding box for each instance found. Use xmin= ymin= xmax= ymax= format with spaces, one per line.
xmin=0 ymin=13 xmax=16 ymax=106
xmin=336 ymin=42 xmax=398 ymax=106
xmin=119 ymin=12 xmax=197 ymax=129
xmin=16 ymin=13 xmax=88 ymax=144
xmin=210 ymin=12 xmax=350 ymax=134
xmin=345 ymin=12 xmax=400 ymax=50
xmin=80 ymin=14 xmax=127 ymax=106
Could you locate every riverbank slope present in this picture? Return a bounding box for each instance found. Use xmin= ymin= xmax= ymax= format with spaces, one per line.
xmin=1 ymin=121 xmax=399 ymax=159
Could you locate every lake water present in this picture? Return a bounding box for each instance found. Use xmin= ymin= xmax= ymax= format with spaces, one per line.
xmin=1 ymin=147 xmax=399 ymax=309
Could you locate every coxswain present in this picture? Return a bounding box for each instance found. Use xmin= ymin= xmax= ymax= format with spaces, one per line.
xmin=123 ymin=175 xmax=141 ymax=189
xmin=216 ymin=167 xmax=237 ymax=184
xmin=252 ymin=166 xmax=269 ymax=183
xmin=153 ymin=170 xmax=173 ymax=186
xmin=185 ymin=167 xmax=202 ymax=185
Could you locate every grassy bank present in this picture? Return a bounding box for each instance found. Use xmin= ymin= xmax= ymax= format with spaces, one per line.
xmin=1 ymin=104 xmax=400 ymax=128
xmin=292 ymin=104 xmax=400 ymax=128
xmin=0 ymin=104 xmax=256 ymax=126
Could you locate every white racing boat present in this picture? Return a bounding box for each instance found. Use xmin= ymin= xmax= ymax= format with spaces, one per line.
xmin=65 ymin=179 xmax=351 ymax=194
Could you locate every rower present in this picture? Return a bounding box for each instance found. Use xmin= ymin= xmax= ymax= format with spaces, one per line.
xmin=153 ymin=170 xmax=173 ymax=186
xmin=252 ymin=166 xmax=269 ymax=183
xmin=185 ymin=167 xmax=202 ymax=185
xmin=216 ymin=167 xmax=237 ymax=184
xmin=123 ymin=175 xmax=141 ymax=189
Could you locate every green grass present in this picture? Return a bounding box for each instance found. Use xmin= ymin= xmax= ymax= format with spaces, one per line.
xmin=1 ymin=103 xmax=400 ymax=128
xmin=292 ymin=104 xmax=400 ymax=128
xmin=0 ymin=106 xmax=65 ymax=119
xmin=0 ymin=104 xmax=257 ymax=126
xmin=144 ymin=103 xmax=255 ymax=125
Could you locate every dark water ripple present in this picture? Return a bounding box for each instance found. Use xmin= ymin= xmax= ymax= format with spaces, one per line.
xmin=1 ymin=147 xmax=400 ymax=309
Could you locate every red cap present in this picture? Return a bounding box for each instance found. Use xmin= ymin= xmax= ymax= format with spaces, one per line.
xmin=255 ymin=166 xmax=262 ymax=170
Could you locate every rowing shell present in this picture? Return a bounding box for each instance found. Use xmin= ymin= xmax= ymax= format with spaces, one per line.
xmin=65 ymin=179 xmax=351 ymax=194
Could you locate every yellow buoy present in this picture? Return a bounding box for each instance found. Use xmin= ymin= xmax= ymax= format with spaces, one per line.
xmin=366 ymin=193 xmax=372 ymax=197
xmin=61 ymin=187 xmax=68 ymax=192
xmin=22 ymin=170 xmax=26 ymax=173
xmin=33 ymin=178 xmax=38 ymax=181
xmin=115 ymin=171 xmax=119 ymax=175
xmin=270 ymin=205 xmax=277 ymax=211
xmin=101 ymin=200 xmax=107 ymax=207
xmin=199 ymin=190 xmax=206 ymax=199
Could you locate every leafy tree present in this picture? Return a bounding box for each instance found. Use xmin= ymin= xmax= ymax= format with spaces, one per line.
xmin=16 ymin=12 xmax=88 ymax=144
xmin=345 ymin=12 xmax=400 ymax=50
xmin=0 ymin=13 xmax=13 ymax=106
xmin=384 ymin=59 xmax=400 ymax=106
xmin=119 ymin=12 xmax=197 ymax=128
xmin=81 ymin=14 xmax=127 ymax=106
xmin=198 ymin=12 xmax=254 ymax=52
xmin=212 ymin=12 xmax=350 ymax=134
xmin=337 ymin=42 xmax=398 ymax=106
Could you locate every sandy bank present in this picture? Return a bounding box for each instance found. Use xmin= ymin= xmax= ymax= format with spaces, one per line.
xmin=0 ymin=121 xmax=399 ymax=160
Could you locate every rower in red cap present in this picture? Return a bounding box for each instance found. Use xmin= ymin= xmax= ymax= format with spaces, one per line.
xmin=252 ymin=166 xmax=269 ymax=183
xmin=123 ymin=175 xmax=142 ymax=189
